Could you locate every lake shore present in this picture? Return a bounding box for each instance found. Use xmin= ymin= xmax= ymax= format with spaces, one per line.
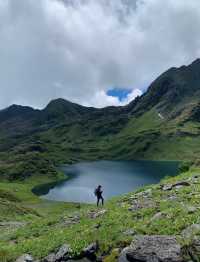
xmin=33 ymin=160 xmax=180 ymax=203
xmin=1 ymin=164 xmax=200 ymax=261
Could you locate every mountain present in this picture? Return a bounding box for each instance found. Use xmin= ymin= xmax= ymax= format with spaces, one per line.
xmin=128 ymin=58 xmax=200 ymax=118
xmin=42 ymin=98 xmax=94 ymax=121
xmin=2 ymin=59 xmax=200 ymax=261
xmin=1 ymin=59 xmax=200 ymax=180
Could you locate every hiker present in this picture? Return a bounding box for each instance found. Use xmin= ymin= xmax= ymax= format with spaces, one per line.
xmin=94 ymin=185 xmax=104 ymax=206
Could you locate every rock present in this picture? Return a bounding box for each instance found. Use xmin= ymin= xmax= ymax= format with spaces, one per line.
xmin=43 ymin=244 xmax=72 ymax=262
xmin=129 ymin=195 xmax=137 ymax=200
xmin=118 ymin=247 xmax=131 ymax=262
xmin=187 ymin=174 xmax=200 ymax=182
xmin=186 ymin=206 xmax=197 ymax=214
xmin=81 ymin=242 xmax=99 ymax=260
xmin=67 ymin=259 xmax=90 ymax=262
xmin=161 ymin=181 xmax=190 ymax=191
xmin=161 ymin=184 xmax=173 ymax=191
xmin=174 ymin=181 xmax=190 ymax=188
xmin=185 ymin=239 xmax=200 ymax=261
xmin=43 ymin=254 xmax=56 ymax=262
xmin=55 ymin=244 xmax=71 ymax=261
xmin=0 ymin=221 xmax=26 ymax=228
xmin=62 ymin=215 xmax=80 ymax=226
xmin=181 ymin=224 xmax=200 ymax=239
xmin=118 ymin=235 xmax=183 ymax=262
xmin=151 ymin=212 xmax=165 ymax=222
xmin=16 ymin=254 xmax=34 ymax=262
xmin=88 ymin=209 xmax=107 ymax=219
xmin=123 ymin=229 xmax=136 ymax=236
xmin=128 ymin=199 xmax=156 ymax=211
xmin=168 ymin=195 xmax=178 ymax=201
xmin=135 ymin=189 xmax=152 ymax=198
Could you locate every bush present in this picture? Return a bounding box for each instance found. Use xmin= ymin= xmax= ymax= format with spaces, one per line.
xmin=178 ymin=161 xmax=193 ymax=173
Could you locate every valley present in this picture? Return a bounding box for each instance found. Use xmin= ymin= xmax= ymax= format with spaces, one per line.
xmin=1 ymin=59 xmax=200 ymax=261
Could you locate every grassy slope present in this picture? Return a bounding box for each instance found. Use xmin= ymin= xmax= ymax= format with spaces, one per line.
xmin=2 ymin=106 xmax=200 ymax=183
xmin=26 ymin=108 xmax=200 ymax=167
xmin=1 ymin=106 xmax=200 ymax=261
xmin=1 ymin=167 xmax=200 ymax=261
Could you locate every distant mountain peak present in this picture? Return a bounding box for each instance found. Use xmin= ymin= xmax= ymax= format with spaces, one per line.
xmin=46 ymin=98 xmax=72 ymax=106
xmin=190 ymin=58 xmax=200 ymax=66
xmin=1 ymin=104 xmax=35 ymax=113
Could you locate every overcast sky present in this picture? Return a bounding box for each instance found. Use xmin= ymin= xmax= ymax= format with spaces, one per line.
xmin=1 ymin=0 xmax=200 ymax=109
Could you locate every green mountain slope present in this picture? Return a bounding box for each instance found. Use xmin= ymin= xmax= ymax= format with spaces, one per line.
xmin=1 ymin=59 xmax=200 ymax=180
xmin=1 ymin=60 xmax=200 ymax=261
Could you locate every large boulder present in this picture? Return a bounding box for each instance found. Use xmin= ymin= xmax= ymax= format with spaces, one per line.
xmin=118 ymin=235 xmax=183 ymax=262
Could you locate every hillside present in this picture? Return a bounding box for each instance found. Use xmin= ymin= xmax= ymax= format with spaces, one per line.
xmin=1 ymin=59 xmax=200 ymax=180
xmin=1 ymin=166 xmax=200 ymax=261
xmin=1 ymin=59 xmax=200 ymax=261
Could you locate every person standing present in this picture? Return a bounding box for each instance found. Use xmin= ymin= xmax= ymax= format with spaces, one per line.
xmin=94 ymin=185 xmax=104 ymax=206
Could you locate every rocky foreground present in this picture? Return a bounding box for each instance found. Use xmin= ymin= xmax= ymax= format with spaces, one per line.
xmin=12 ymin=171 xmax=200 ymax=262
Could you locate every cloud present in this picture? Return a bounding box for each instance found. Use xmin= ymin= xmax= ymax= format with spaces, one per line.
xmin=85 ymin=88 xmax=142 ymax=107
xmin=0 ymin=0 xmax=200 ymax=109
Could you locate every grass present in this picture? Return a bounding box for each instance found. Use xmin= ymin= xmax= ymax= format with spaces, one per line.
xmin=2 ymin=107 xmax=200 ymax=261
xmin=1 ymin=167 xmax=200 ymax=261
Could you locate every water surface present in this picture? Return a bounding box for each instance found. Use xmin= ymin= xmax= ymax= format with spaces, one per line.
xmin=36 ymin=160 xmax=179 ymax=203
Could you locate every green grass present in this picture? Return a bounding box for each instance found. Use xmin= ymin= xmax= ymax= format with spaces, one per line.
xmin=2 ymin=106 xmax=200 ymax=261
xmin=1 ymin=167 xmax=200 ymax=261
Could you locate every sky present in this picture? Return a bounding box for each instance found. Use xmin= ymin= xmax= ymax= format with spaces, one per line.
xmin=1 ymin=0 xmax=200 ymax=109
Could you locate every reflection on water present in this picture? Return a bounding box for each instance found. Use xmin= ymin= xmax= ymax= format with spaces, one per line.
xmin=37 ymin=160 xmax=179 ymax=203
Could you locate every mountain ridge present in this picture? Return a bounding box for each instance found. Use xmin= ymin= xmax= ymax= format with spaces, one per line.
xmin=1 ymin=59 xmax=200 ymax=180
xmin=2 ymin=58 xmax=200 ymax=121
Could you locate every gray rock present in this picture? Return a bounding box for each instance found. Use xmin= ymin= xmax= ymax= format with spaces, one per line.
xmin=174 ymin=181 xmax=190 ymax=188
xmin=135 ymin=189 xmax=152 ymax=198
xmin=161 ymin=184 xmax=173 ymax=191
xmin=118 ymin=247 xmax=132 ymax=262
xmin=62 ymin=215 xmax=80 ymax=226
xmin=151 ymin=212 xmax=165 ymax=222
xmin=43 ymin=244 xmax=71 ymax=262
xmin=118 ymin=235 xmax=183 ymax=262
xmin=16 ymin=254 xmax=34 ymax=262
xmin=82 ymin=242 xmax=99 ymax=260
xmin=161 ymin=181 xmax=190 ymax=191
xmin=55 ymin=244 xmax=71 ymax=260
xmin=67 ymin=259 xmax=90 ymax=262
xmin=185 ymin=239 xmax=200 ymax=261
xmin=128 ymin=199 xmax=156 ymax=211
xmin=167 ymin=195 xmax=178 ymax=201
xmin=186 ymin=206 xmax=197 ymax=214
xmin=88 ymin=209 xmax=107 ymax=219
xmin=181 ymin=224 xmax=200 ymax=239
xmin=43 ymin=253 xmax=56 ymax=262
xmin=1 ymin=221 xmax=26 ymax=228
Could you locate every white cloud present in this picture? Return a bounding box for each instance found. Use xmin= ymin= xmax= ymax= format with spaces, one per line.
xmin=0 ymin=0 xmax=200 ymax=109
xmin=84 ymin=88 xmax=142 ymax=108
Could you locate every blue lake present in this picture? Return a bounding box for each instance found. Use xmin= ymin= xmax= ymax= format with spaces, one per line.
xmin=36 ymin=160 xmax=179 ymax=203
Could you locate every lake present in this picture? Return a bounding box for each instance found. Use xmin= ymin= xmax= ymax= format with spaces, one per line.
xmin=35 ymin=160 xmax=179 ymax=203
